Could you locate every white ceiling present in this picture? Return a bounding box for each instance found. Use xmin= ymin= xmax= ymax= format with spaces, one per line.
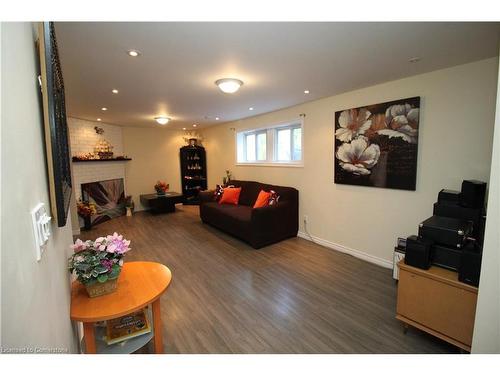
xmin=55 ymin=22 xmax=500 ymax=129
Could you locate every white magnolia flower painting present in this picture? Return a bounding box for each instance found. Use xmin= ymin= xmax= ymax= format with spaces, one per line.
xmin=334 ymin=97 xmax=420 ymax=190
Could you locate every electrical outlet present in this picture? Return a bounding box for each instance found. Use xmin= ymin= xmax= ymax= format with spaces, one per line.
xmin=303 ymin=215 xmax=309 ymax=224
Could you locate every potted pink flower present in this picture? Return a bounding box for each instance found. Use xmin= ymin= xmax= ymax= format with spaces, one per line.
xmin=68 ymin=233 xmax=131 ymax=298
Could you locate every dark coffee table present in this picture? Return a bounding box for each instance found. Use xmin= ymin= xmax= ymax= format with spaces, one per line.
xmin=140 ymin=192 xmax=184 ymax=213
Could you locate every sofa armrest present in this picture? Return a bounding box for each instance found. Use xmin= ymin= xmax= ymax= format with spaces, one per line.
xmin=199 ymin=190 xmax=216 ymax=204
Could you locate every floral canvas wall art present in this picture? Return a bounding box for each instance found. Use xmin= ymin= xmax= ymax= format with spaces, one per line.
xmin=334 ymin=97 xmax=420 ymax=190
xmin=81 ymin=178 xmax=126 ymax=227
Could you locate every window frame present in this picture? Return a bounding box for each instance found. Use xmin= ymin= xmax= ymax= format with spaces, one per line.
xmin=235 ymin=118 xmax=304 ymax=167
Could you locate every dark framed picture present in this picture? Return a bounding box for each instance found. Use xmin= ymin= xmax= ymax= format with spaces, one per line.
xmin=82 ymin=178 xmax=126 ymax=227
xmin=334 ymin=97 xmax=420 ymax=191
xmin=38 ymin=22 xmax=72 ymax=227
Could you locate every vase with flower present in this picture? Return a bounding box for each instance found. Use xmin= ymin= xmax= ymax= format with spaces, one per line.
xmin=77 ymin=199 xmax=97 ymax=230
xmin=154 ymin=181 xmax=169 ymax=196
xmin=68 ymin=233 xmax=131 ymax=298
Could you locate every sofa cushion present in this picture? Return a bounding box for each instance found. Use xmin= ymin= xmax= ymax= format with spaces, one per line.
xmin=253 ymin=190 xmax=271 ymax=208
xmin=219 ymin=187 xmax=241 ymax=205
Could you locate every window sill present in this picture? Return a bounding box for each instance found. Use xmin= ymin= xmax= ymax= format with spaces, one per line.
xmin=236 ymin=162 xmax=304 ymax=168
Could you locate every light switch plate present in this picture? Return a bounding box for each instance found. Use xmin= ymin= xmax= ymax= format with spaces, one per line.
xmin=31 ymin=203 xmax=51 ymax=261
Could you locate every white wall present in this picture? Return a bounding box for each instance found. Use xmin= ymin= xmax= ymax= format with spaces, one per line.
xmin=1 ymin=23 xmax=77 ymax=352
xmin=472 ymin=54 xmax=500 ymax=353
xmin=203 ymin=58 xmax=498 ymax=266
xmin=122 ymin=127 xmax=186 ymax=211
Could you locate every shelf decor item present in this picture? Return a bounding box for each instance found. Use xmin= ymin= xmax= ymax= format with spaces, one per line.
xmin=154 ymin=181 xmax=169 ymax=195
xmin=77 ymin=199 xmax=97 ymax=230
xmin=222 ymin=169 xmax=232 ymax=186
xmin=334 ymin=96 xmax=420 ymax=190
xmin=68 ymin=233 xmax=131 ymax=298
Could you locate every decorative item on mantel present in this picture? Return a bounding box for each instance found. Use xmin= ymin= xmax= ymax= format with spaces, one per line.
xmin=154 ymin=181 xmax=169 ymax=195
xmin=68 ymin=233 xmax=131 ymax=298
xmin=77 ymin=199 xmax=97 ymax=230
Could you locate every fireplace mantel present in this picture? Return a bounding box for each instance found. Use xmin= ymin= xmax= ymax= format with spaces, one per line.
xmin=72 ymin=157 xmax=132 ymax=163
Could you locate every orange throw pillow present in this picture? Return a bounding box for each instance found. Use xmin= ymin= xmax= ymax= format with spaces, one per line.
xmin=253 ymin=190 xmax=271 ymax=208
xmin=219 ymin=187 xmax=241 ymax=205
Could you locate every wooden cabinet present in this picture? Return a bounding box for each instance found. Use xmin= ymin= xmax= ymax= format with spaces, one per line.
xmin=396 ymin=260 xmax=478 ymax=351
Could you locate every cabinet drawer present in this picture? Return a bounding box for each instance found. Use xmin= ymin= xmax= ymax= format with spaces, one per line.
xmin=397 ymin=268 xmax=477 ymax=346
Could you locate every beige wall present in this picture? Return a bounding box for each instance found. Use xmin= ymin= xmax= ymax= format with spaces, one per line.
xmin=122 ymin=127 xmax=186 ymax=211
xmin=472 ymin=53 xmax=500 ymax=353
xmin=202 ymin=58 xmax=498 ymax=266
xmin=1 ymin=22 xmax=77 ymax=352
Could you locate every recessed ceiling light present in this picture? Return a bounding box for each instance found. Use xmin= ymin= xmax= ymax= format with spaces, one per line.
xmin=249 ymin=107 xmax=254 ymax=111
xmin=304 ymin=90 xmax=310 ymax=94
xmin=127 ymin=49 xmax=141 ymax=57
xmin=154 ymin=116 xmax=170 ymax=125
xmin=101 ymin=107 xmax=107 ymax=111
xmin=112 ymin=89 xmax=119 ymax=94
xmin=215 ymin=78 xmax=244 ymax=94
xmin=409 ymin=57 xmax=421 ymax=63
xmin=192 ymin=124 xmax=197 ymax=127
xmin=97 ymin=118 xmax=102 ymax=122
xmin=215 ymin=117 xmax=220 ymax=121
xmin=182 ymin=127 xmax=186 ymax=130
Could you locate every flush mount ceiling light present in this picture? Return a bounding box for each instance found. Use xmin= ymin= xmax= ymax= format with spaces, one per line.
xmin=215 ymin=117 xmax=220 ymax=121
xmin=409 ymin=57 xmax=421 ymax=63
xmin=127 ymin=49 xmax=141 ymax=57
xmin=154 ymin=116 xmax=170 ymax=125
xmin=215 ymin=78 xmax=243 ymax=94
xmin=304 ymin=90 xmax=310 ymax=94
xmin=112 ymin=89 xmax=119 ymax=94
xmin=101 ymin=107 xmax=108 ymax=111
xmin=249 ymin=107 xmax=254 ymax=111
xmin=97 ymin=118 xmax=102 ymax=122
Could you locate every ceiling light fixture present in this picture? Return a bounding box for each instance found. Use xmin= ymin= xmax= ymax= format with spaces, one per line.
xmin=127 ymin=49 xmax=141 ymax=57
xmin=304 ymin=90 xmax=310 ymax=94
xmin=215 ymin=117 xmax=220 ymax=121
xmin=154 ymin=116 xmax=170 ymax=125
xmin=101 ymin=107 xmax=107 ymax=111
xmin=112 ymin=89 xmax=119 ymax=94
xmin=182 ymin=127 xmax=186 ymax=130
xmin=97 ymin=118 xmax=102 ymax=122
xmin=249 ymin=107 xmax=254 ymax=111
xmin=192 ymin=124 xmax=197 ymax=127
xmin=409 ymin=57 xmax=421 ymax=63
xmin=215 ymin=78 xmax=243 ymax=94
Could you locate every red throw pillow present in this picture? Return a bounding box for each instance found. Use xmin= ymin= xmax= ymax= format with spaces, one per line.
xmin=253 ymin=190 xmax=272 ymax=208
xmin=219 ymin=187 xmax=241 ymax=205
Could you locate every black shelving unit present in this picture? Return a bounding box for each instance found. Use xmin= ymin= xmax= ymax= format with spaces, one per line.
xmin=180 ymin=144 xmax=207 ymax=205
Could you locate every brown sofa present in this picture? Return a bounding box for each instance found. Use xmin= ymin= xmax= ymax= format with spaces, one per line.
xmin=199 ymin=180 xmax=299 ymax=249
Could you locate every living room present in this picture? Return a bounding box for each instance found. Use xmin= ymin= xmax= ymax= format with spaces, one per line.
xmin=1 ymin=1 xmax=500 ymax=373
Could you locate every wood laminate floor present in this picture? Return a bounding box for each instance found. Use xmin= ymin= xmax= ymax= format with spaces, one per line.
xmin=78 ymin=205 xmax=457 ymax=353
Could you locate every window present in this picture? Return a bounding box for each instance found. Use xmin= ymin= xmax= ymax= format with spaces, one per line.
xmin=236 ymin=120 xmax=303 ymax=166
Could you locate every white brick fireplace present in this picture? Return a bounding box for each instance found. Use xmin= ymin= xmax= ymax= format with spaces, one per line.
xmin=68 ymin=117 xmax=127 ymax=201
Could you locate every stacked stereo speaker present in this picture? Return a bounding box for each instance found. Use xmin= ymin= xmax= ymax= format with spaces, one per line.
xmin=404 ymin=180 xmax=486 ymax=287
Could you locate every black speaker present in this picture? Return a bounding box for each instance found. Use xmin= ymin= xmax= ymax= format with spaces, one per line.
xmin=458 ymin=241 xmax=482 ymax=287
xmin=418 ymin=215 xmax=473 ymax=248
xmin=460 ymin=180 xmax=486 ymax=209
xmin=438 ymin=189 xmax=461 ymax=204
xmin=431 ymin=244 xmax=462 ymax=271
xmin=405 ymin=235 xmax=433 ymax=270
xmin=433 ymin=202 xmax=483 ymax=240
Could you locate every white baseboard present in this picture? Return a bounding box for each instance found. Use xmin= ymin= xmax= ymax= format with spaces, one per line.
xmin=297 ymin=231 xmax=393 ymax=269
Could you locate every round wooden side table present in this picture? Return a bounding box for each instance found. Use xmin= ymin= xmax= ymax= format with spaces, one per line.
xmin=70 ymin=261 xmax=172 ymax=354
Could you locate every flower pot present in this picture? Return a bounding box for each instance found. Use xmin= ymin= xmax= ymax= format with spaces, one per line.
xmin=83 ymin=216 xmax=92 ymax=231
xmin=84 ymin=277 xmax=118 ymax=298
xmin=156 ymin=191 xmax=166 ymax=196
